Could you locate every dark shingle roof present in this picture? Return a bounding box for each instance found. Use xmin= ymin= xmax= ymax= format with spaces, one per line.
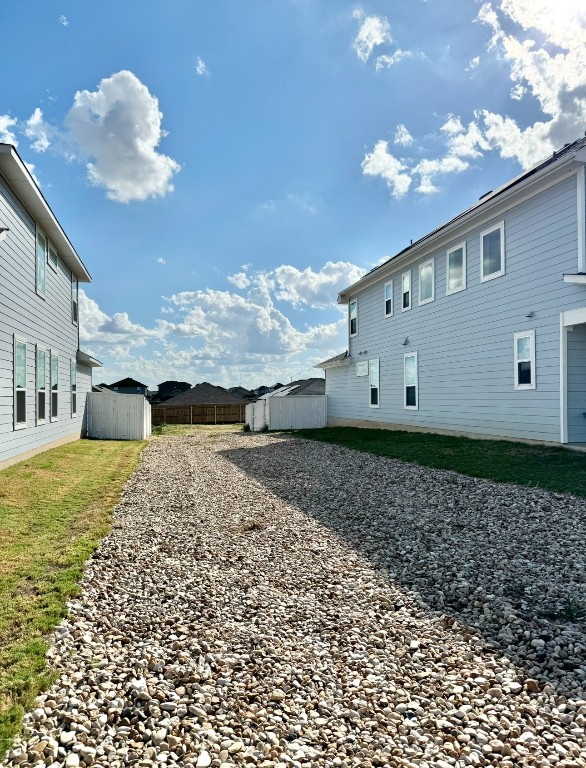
xmin=110 ymin=377 xmax=148 ymax=388
xmin=161 ymin=382 xmax=249 ymax=406
xmin=228 ymin=386 xmax=254 ymax=399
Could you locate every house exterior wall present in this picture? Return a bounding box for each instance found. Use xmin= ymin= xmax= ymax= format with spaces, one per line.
xmin=327 ymin=173 xmax=586 ymax=443
xmin=0 ymin=172 xmax=92 ymax=468
xmin=567 ymin=324 xmax=586 ymax=443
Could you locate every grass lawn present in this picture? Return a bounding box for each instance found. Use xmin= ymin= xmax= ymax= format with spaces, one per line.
xmin=152 ymin=423 xmax=244 ymax=437
xmin=0 ymin=438 xmax=145 ymax=754
xmin=294 ymin=427 xmax=586 ymax=498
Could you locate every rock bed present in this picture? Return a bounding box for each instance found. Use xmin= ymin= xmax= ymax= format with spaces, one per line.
xmin=3 ymin=431 xmax=586 ymax=768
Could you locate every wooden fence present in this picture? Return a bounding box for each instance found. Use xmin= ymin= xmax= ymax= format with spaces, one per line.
xmin=152 ymin=403 xmax=246 ymax=425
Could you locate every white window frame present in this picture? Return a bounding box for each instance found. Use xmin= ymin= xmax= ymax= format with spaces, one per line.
xmin=401 ymin=270 xmax=411 ymax=312
xmin=349 ymin=299 xmax=358 ymax=337
xmin=384 ymin=280 xmax=393 ymax=318
xmin=369 ymin=358 xmax=380 ymax=409
xmin=48 ymin=241 xmax=59 ymax=272
xmin=514 ymin=330 xmax=536 ymax=391
xmin=36 ymin=346 xmax=47 ymax=425
xmin=14 ymin=336 xmax=27 ymax=430
xmin=404 ymin=351 xmax=418 ymax=410
xmin=36 ymin=229 xmax=47 ymax=298
xmin=71 ymin=274 xmax=79 ymax=325
xmin=50 ymin=352 xmax=59 ymax=422
xmin=71 ymin=359 xmax=77 ymax=417
xmin=480 ymin=221 xmax=505 ymax=282
xmin=446 ymin=241 xmax=467 ymax=295
xmin=418 ymin=258 xmax=435 ymax=305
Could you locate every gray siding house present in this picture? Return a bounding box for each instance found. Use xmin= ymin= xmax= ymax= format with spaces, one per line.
xmin=318 ymin=137 xmax=586 ymax=445
xmin=0 ymin=144 xmax=100 ymax=469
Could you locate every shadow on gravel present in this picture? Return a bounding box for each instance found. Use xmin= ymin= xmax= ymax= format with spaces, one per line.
xmin=220 ymin=434 xmax=586 ymax=699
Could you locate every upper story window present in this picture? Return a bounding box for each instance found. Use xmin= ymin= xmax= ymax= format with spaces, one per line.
xmin=514 ymin=330 xmax=535 ymax=390
xmin=384 ymin=281 xmax=393 ymax=317
xmin=447 ymin=242 xmax=466 ymax=294
xmin=401 ymin=271 xmax=411 ymax=311
xmin=51 ymin=353 xmax=59 ymax=421
xmin=14 ymin=337 xmax=27 ymax=429
xmin=48 ymin=243 xmax=58 ymax=271
xmin=419 ymin=259 xmax=434 ymax=305
xmin=37 ymin=347 xmax=46 ymax=424
xmin=36 ymin=231 xmax=46 ymax=297
xmin=72 ymin=275 xmax=79 ymax=324
xmin=349 ymin=299 xmax=358 ymax=337
xmin=480 ymin=222 xmax=505 ymax=282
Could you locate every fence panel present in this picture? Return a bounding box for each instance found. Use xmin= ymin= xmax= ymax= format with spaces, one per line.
xmin=152 ymin=403 xmax=246 ymax=425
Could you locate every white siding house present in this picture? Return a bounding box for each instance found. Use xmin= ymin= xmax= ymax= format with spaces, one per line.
xmin=0 ymin=144 xmax=100 ymax=469
xmin=318 ymin=137 xmax=586 ymax=445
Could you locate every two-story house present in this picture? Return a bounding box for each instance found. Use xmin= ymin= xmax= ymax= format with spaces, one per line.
xmin=0 ymin=143 xmax=101 ymax=469
xmin=318 ymin=137 xmax=586 ymax=445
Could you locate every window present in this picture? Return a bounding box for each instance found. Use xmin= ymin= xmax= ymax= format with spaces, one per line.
xmin=514 ymin=331 xmax=535 ymax=390
xmin=71 ymin=275 xmax=79 ymax=324
xmin=14 ymin=338 xmax=27 ymax=429
xmin=71 ymin=359 xmax=77 ymax=416
xmin=447 ymin=242 xmax=466 ymax=294
xmin=369 ymin=358 xmax=379 ymax=408
xmin=384 ymin=281 xmax=393 ymax=317
xmin=480 ymin=222 xmax=505 ymax=281
xmin=401 ymin=271 xmax=411 ymax=311
xmin=349 ymin=299 xmax=358 ymax=337
xmin=51 ymin=353 xmax=59 ymax=421
xmin=37 ymin=347 xmax=46 ymax=424
xmin=404 ymin=352 xmax=418 ymax=409
xmin=48 ymin=243 xmax=58 ymax=271
xmin=36 ymin=231 xmax=46 ymax=296
xmin=419 ymin=259 xmax=434 ymax=305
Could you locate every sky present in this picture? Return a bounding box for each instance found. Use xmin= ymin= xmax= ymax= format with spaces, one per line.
xmin=1 ymin=0 xmax=585 ymax=389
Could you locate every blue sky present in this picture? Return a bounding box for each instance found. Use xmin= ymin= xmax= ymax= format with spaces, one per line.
xmin=1 ymin=0 xmax=584 ymax=388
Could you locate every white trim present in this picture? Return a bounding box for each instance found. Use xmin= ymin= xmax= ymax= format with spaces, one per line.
xmin=404 ymin=351 xmax=418 ymax=410
xmin=401 ymin=270 xmax=412 ymax=312
xmin=446 ymin=241 xmax=467 ymax=295
xmin=480 ymin=221 xmax=505 ymax=282
xmin=36 ymin=227 xmax=47 ymax=298
xmin=14 ymin=335 xmax=27 ymax=430
xmin=384 ymin=280 xmax=393 ymax=317
xmin=578 ymin=165 xmax=586 ymax=273
xmin=349 ymin=298 xmax=358 ymax=338
xmin=562 ymin=307 xmax=586 ymax=327
xmin=50 ymin=350 xmax=59 ymax=422
xmin=514 ymin=330 xmax=536 ymax=390
xmin=36 ymin=345 xmax=47 ymax=425
xmin=369 ymin=358 xmax=380 ymax=408
xmin=560 ymin=315 xmax=568 ymax=443
xmin=563 ymin=274 xmax=586 ymax=285
xmin=418 ymin=258 xmax=435 ymax=305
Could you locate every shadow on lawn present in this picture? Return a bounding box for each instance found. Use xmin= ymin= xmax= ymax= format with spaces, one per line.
xmin=221 ymin=433 xmax=586 ymax=698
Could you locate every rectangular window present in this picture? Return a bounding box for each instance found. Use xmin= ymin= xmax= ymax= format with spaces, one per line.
xmin=419 ymin=259 xmax=434 ymax=305
xmin=51 ymin=353 xmax=59 ymax=421
xmin=447 ymin=242 xmax=466 ymax=294
xmin=71 ymin=359 xmax=77 ymax=416
xmin=36 ymin=231 xmax=46 ymax=296
xmin=369 ymin=358 xmax=379 ymax=408
xmin=401 ymin=271 xmax=411 ymax=311
xmin=14 ymin=338 xmax=27 ymax=429
xmin=349 ymin=299 xmax=358 ymax=337
xmin=37 ymin=347 xmax=46 ymax=424
xmin=71 ymin=274 xmax=79 ymax=324
xmin=404 ymin=352 xmax=418 ymax=409
xmin=48 ymin=243 xmax=58 ymax=271
xmin=384 ymin=281 xmax=393 ymax=317
xmin=514 ymin=330 xmax=535 ymax=390
xmin=480 ymin=222 xmax=505 ymax=281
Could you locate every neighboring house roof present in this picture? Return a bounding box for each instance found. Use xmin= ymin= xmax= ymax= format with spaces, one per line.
xmin=0 ymin=143 xmax=91 ymax=282
xmin=157 ymin=380 xmax=191 ymax=393
xmin=315 ymin=351 xmax=351 ymax=369
xmin=257 ymin=378 xmax=325 ymax=398
xmin=228 ymin=386 xmax=254 ymax=399
xmin=110 ymin=377 xmax=148 ymax=388
xmin=162 ymin=382 xmax=249 ymax=406
xmin=338 ymin=136 xmax=586 ymax=304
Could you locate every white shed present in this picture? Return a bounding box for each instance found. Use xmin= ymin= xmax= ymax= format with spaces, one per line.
xmin=246 ymin=395 xmax=326 ymax=431
xmin=86 ymin=391 xmax=151 ymax=440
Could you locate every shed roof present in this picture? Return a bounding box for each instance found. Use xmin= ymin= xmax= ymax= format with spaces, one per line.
xmin=162 ymin=382 xmax=249 ymax=406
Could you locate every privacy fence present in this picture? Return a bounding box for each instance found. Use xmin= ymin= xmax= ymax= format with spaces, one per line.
xmin=151 ymin=403 xmax=246 ymax=425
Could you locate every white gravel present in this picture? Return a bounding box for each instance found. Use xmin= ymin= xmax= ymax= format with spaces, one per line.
xmin=3 ymin=431 xmax=586 ymax=768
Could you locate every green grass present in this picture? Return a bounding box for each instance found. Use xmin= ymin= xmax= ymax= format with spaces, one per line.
xmin=294 ymin=427 xmax=586 ymax=498
xmin=0 ymin=439 xmax=145 ymax=754
xmin=152 ymin=423 xmax=244 ymax=437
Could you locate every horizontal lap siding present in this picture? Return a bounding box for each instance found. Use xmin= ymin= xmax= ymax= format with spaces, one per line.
xmin=0 ymin=173 xmax=90 ymax=465
xmin=328 ymin=175 xmax=586 ymax=443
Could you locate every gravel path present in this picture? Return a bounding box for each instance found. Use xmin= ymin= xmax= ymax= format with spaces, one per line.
xmin=4 ymin=431 xmax=586 ymax=768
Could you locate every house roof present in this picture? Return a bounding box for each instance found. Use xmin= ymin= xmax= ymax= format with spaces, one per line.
xmin=0 ymin=144 xmax=92 ymax=282
xmin=315 ymin=351 xmax=351 ymax=369
xmin=338 ymin=135 xmax=586 ymax=304
xmin=110 ymin=377 xmax=148 ymax=388
xmin=228 ymin=386 xmax=254 ymax=399
xmin=162 ymin=382 xmax=249 ymax=406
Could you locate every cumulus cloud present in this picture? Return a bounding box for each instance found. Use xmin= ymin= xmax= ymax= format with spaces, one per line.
xmin=362 ymin=141 xmax=412 ymax=198
xmin=157 ymin=257 xmax=166 ymax=265
xmin=0 ymin=115 xmax=17 ymax=145
xmin=59 ymin=15 xmax=69 ymax=27
xmin=352 ymin=9 xmax=392 ymax=63
xmin=273 ymin=261 xmax=366 ymax=308
xmin=25 ymin=108 xmax=52 ymax=152
xmin=195 ymin=57 xmax=209 ymax=76
xmin=394 ymin=124 xmax=413 ymax=147
xmin=228 ymin=272 xmax=250 ymax=289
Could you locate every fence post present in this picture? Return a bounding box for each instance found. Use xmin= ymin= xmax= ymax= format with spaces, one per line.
xmin=190 ymin=405 xmax=193 ymax=425
xmin=214 ymin=405 xmax=217 ymax=425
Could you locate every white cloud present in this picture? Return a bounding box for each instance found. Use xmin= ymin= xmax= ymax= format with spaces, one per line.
xmin=59 ymin=15 xmax=69 ymax=27
xmin=467 ymin=56 xmax=480 ymax=70
xmin=0 ymin=115 xmax=17 ymax=145
xmin=394 ymin=124 xmax=413 ymax=147
xmin=375 ymin=49 xmax=416 ymax=71
xmin=362 ymin=141 xmax=412 ymax=198
xmin=228 ymin=272 xmax=250 ymax=289
xmin=273 ymin=261 xmax=366 ymax=308
xmin=195 ymin=57 xmax=209 ymax=77
xmin=353 ymin=10 xmax=392 ymax=63
xmin=25 ymin=108 xmax=52 ymax=152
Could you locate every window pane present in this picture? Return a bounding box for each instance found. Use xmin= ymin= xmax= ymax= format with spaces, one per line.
xmin=518 ymin=361 xmax=532 ymax=385
xmin=420 ymin=263 xmax=433 ymax=301
xmin=350 ymin=317 xmax=357 ymax=335
xmin=448 ymin=248 xmax=464 ymax=291
xmin=369 ymin=359 xmax=379 ymax=385
xmin=385 ymin=298 xmax=392 ymax=315
xmin=370 ymin=388 xmax=379 ymax=406
xmin=517 ymin=336 xmax=531 ymax=360
xmin=405 ymin=355 xmax=417 ymax=386
xmin=36 ymin=234 xmax=46 ymax=293
xmin=402 ymin=273 xmax=410 ymax=292
xmin=51 ymin=356 xmax=59 ymax=389
xmin=16 ymin=390 xmax=26 ymax=423
xmin=49 ymin=245 xmax=58 ymax=268
xmin=16 ymin=342 xmax=26 ymax=389
xmin=385 ymin=283 xmax=392 ymax=300
xmin=483 ymin=229 xmax=502 ymax=276
xmin=52 ymin=392 xmax=58 ymax=416
xmin=38 ymin=391 xmax=46 ymax=421
xmin=71 ymin=361 xmax=77 ymax=391
xmin=37 ymin=350 xmax=46 ymax=390
xmin=405 ymin=386 xmax=417 ymax=407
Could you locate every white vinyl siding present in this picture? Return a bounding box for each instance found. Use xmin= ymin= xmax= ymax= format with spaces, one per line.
xmin=14 ymin=337 xmax=27 ymax=429
xmin=401 ymin=271 xmax=411 ymax=311
xmin=514 ymin=330 xmax=536 ymax=390
xmin=384 ymin=281 xmax=393 ymax=317
xmin=369 ymin=358 xmax=380 ymax=408
xmin=349 ymin=299 xmax=358 ymax=337
xmin=446 ymin=242 xmax=466 ymax=294
xmin=404 ymin=352 xmax=418 ymax=410
xmin=37 ymin=347 xmax=47 ymax=424
xmin=480 ymin=221 xmax=505 ymax=281
xmin=51 ymin=353 xmax=59 ymax=421
xmin=71 ymin=274 xmax=79 ymax=324
xmin=71 ymin=359 xmax=77 ymax=416
xmin=419 ymin=259 xmax=434 ymax=305
xmin=36 ymin=230 xmax=46 ymax=297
